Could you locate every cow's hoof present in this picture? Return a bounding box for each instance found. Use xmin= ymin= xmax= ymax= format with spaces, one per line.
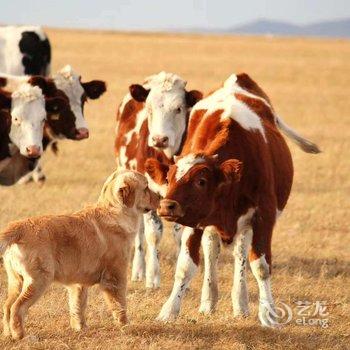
xmin=17 ymin=176 xmax=33 ymax=185
xmin=258 ymin=302 xmax=281 ymax=328
xmin=233 ymin=308 xmax=250 ymax=318
xmin=146 ymin=275 xmax=160 ymax=289
xmin=131 ymin=269 xmax=145 ymax=282
xmin=199 ymin=301 xmax=216 ymax=315
xmin=156 ymin=302 xmax=179 ymax=322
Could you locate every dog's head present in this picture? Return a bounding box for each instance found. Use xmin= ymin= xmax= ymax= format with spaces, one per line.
xmin=98 ymin=169 xmax=160 ymax=213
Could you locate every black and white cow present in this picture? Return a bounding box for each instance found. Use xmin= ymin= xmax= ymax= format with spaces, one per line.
xmin=0 ymin=26 xmax=51 ymax=76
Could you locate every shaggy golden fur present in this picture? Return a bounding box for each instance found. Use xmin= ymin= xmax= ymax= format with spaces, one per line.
xmin=0 ymin=169 xmax=159 ymax=340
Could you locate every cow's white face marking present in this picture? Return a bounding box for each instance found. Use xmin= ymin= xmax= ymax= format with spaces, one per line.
xmin=54 ymin=65 xmax=87 ymax=130
xmin=145 ymin=173 xmax=167 ymax=198
xmin=192 ymin=74 xmax=267 ymax=141
xmin=9 ymin=84 xmax=45 ymax=156
xmin=144 ymin=72 xmax=189 ymax=158
xmin=175 ymin=153 xmax=205 ymax=181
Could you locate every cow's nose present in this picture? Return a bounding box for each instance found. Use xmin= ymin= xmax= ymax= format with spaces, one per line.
xmin=158 ymin=199 xmax=183 ymax=220
xmin=152 ymin=135 xmax=169 ymax=148
xmin=26 ymin=145 xmax=41 ymax=158
xmin=76 ymin=128 xmax=89 ymax=140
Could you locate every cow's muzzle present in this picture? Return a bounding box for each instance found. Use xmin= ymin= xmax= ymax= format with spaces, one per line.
xmin=158 ymin=199 xmax=184 ymax=221
xmin=75 ymin=128 xmax=89 ymax=140
xmin=152 ymin=135 xmax=169 ymax=148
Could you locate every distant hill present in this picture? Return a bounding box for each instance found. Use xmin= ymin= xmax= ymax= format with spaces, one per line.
xmin=229 ymin=18 xmax=350 ymax=38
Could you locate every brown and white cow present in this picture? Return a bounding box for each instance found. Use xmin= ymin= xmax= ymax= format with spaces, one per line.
xmin=146 ymin=73 xmax=320 ymax=326
xmin=0 ymin=77 xmax=72 ymax=185
xmin=114 ymin=72 xmax=202 ymax=288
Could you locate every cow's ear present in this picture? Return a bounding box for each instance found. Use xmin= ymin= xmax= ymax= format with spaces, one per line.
xmin=117 ymin=182 xmax=135 ymax=208
xmin=0 ymin=90 xmax=11 ymax=109
xmin=129 ymin=84 xmax=150 ymax=103
xmin=28 ymin=76 xmax=57 ymax=97
xmin=145 ymin=158 xmax=169 ymax=185
xmin=82 ymin=80 xmax=106 ymax=99
xmin=45 ymin=97 xmax=68 ymax=114
xmin=219 ymin=159 xmax=243 ymax=184
xmin=185 ymin=90 xmax=202 ymax=107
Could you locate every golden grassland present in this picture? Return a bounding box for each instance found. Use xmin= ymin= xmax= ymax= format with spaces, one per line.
xmin=0 ymin=28 xmax=349 ymax=349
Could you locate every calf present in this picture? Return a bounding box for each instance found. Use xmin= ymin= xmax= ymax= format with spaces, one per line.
xmin=0 ymin=26 xmax=51 ymax=76
xmin=147 ymin=73 xmax=320 ymax=326
xmin=114 ymin=72 xmax=202 ymax=288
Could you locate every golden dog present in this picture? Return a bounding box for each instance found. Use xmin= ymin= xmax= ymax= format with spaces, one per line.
xmin=0 ymin=169 xmax=159 ymax=340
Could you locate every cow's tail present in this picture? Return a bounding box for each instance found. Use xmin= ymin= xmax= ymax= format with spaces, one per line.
xmin=0 ymin=227 xmax=22 ymax=255
xmin=275 ymin=115 xmax=321 ymax=154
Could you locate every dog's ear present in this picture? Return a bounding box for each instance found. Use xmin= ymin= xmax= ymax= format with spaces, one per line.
xmin=117 ymin=182 xmax=136 ymax=208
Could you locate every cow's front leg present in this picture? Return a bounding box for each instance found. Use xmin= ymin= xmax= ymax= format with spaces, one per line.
xmin=32 ymin=163 xmax=46 ymax=184
xmin=144 ymin=211 xmax=163 ymax=288
xmin=232 ymin=228 xmax=252 ymax=317
xmin=131 ymin=218 xmax=146 ymax=281
xmin=171 ymin=223 xmax=184 ymax=256
xmin=17 ymin=162 xmax=45 ymax=185
xmin=199 ymin=226 xmax=220 ymax=314
xmin=157 ymin=227 xmax=203 ymax=321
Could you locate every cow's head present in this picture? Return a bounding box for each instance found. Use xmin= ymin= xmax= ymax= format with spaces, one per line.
xmin=29 ymin=76 xmax=76 ymax=140
xmin=129 ymin=72 xmax=202 ymax=158
xmin=146 ymin=153 xmax=242 ymax=227
xmin=8 ymin=83 xmax=66 ymax=158
xmin=53 ymin=65 xmax=106 ymax=140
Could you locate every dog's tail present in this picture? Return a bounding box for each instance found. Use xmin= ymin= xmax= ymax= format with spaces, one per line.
xmin=275 ymin=115 xmax=321 ymax=154
xmin=0 ymin=226 xmax=22 ymax=255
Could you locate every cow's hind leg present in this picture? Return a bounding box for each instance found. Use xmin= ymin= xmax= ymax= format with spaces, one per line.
xmin=232 ymin=228 xmax=253 ymax=317
xmin=157 ymin=227 xmax=202 ymax=321
xmin=199 ymin=226 xmax=220 ymax=314
xmin=131 ymin=219 xmax=146 ymax=282
xmin=249 ymin=209 xmax=277 ymax=328
xmin=67 ymin=284 xmax=88 ymax=331
xmin=144 ymin=211 xmax=163 ymax=289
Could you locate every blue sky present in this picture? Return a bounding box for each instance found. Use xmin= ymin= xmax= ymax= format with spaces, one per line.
xmin=1 ymin=0 xmax=350 ymax=31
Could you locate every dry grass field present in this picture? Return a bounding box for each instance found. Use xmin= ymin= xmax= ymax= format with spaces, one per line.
xmin=0 ymin=28 xmax=349 ymax=349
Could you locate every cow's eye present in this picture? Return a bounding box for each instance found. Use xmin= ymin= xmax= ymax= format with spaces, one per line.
xmin=175 ymin=107 xmax=182 ymax=114
xmin=197 ymin=178 xmax=207 ymax=187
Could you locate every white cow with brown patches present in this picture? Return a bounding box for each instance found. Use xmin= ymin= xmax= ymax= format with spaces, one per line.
xmin=114 ymin=71 xmax=202 ymax=288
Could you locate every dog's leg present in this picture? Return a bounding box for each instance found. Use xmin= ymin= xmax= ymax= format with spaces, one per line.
xmin=144 ymin=211 xmax=163 ymax=289
xmin=131 ymin=219 xmax=146 ymax=282
xmin=10 ymin=275 xmax=51 ymax=340
xmin=67 ymin=284 xmax=88 ymax=331
xmin=3 ymin=260 xmax=22 ymax=338
xmin=100 ymin=270 xmax=128 ymax=325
